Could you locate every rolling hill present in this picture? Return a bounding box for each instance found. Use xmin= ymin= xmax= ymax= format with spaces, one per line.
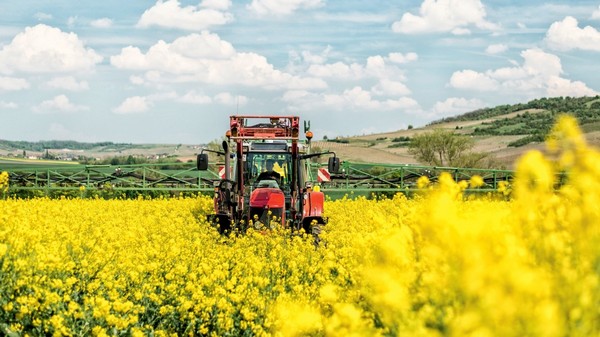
xmin=314 ymin=96 xmax=600 ymax=169
xmin=2 ymin=96 xmax=600 ymax=169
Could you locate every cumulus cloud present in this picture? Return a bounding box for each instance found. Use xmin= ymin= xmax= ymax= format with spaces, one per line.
xmin=46 ymin=76 xmax=89 ymax=91
xmin=371 ymin=79 xmax=411 ymax=96
xmin=449 ymin=48 xmax=598 ymax=98
xmin=307 ymin=62 xmax=365 ymax=79
xmin=286 ymin=50 xmax=416 ymax=115
xmin=33 ymin=95 xmax=89 ymax=113
xmin=306 ymin=55 xmax=407 ymax=82
xmin=0 ymin=24 xmax=102 ymax=75
xmin=282 ymin=87 xmax=420 ymax=112
xmin=113 ymin=96 xmax=151 ymax=114
xmin=430 ymin=97 xmax=485 ymax=118
xmin=485 ymin=43 xmax=508 ymax=54
xmin=179 ymin=90 xmax=212 ymax=104
xmin=592 ymin=6 xmax=600 ymax=20
xmin=201 ymin=0 xmax=232 ymax=10
xmin=392 ymin=0 xmax=498 ymax=35
xmin=90 ymin=18 xmax=113 ymax=28
xmin=0 ymin=101 xmax=18 ymax=109
xmin=545 ymin=16 xmax=600 ymax=52
xmin=34 ymin=12 xmax=52 ymax=21
xmin=289 ymin=46 xmax=332 ymax=66
xmin=156 ymin=89 xmax=248 ymax=106
xmin=214 ymin=92 xmax=248 ymax=105
xmin=247 ymin=0 xmax=324 ymax=16
xmin=111 ymin=31 xmax=326 ymax=90
xmin=449 ymin=70 xmax=499 ymax=91
xmin=388 ymin=52 xmax=418 ymax=64
xmin=0 ymin=76 xmax=30 ymax=91
xmin=67 ymin=16 xmax=77 ymax=28
xmin=137 ymin=0 xmax=233 ymax=31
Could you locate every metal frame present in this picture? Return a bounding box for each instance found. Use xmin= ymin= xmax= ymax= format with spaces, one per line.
xmin=3 ymin=161 xmax=515 ymax=197
xmin=315 ymin=161 xmax=514 ymax=190
xmin=4 ymin=162 xmax=217 ymax=193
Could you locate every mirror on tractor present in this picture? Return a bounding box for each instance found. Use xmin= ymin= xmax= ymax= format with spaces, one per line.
xmin=328 ymin=157 xmax=340 ymax=173
xmin=197 ymin=153 xmax=209 ymax=170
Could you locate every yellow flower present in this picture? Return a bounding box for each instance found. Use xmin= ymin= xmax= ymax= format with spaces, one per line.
xmin=416 ymin=175 xmax=430 ymax=189
xmin=469 ymin=175 xmax=484 ymax=188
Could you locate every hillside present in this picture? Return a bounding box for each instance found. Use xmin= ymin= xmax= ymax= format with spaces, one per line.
xmin=0 ymin=139 xmax=202 ymax=164
xmin=314 ymin=96 xmax=600 ymax=169
xmin=2 ymin=96 xmax=600 ymax=169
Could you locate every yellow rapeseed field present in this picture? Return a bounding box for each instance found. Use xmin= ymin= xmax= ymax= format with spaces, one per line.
xmin=1 ymin=115 xmax=599 ymax=336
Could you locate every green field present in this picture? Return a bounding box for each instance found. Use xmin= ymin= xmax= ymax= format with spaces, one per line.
xmin=0 ymin=157 xmax=83 ymax=170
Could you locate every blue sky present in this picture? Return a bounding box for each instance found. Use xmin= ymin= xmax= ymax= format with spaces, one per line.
xmin=1 ymin=0 xmax=600 ymax=144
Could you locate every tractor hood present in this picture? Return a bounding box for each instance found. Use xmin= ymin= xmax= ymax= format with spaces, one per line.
xmin=250 ymin=187 xmax=285 ymax=209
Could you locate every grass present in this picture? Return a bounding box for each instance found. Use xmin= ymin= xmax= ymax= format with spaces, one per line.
xmin=581 ymin=121 xmax=600 ymax=133
xmin=0 ymin=157 xmax=82 ymax=170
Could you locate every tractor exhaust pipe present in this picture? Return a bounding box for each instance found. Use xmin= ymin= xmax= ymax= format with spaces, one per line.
xmin=222 ymin=140 xmax=231 ymax=180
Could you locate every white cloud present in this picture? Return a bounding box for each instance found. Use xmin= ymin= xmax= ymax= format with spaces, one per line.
xmin=34 ymin=12 xmax=52 ymax=21
xmin=33 ymin=95 xmax=89 ymax=113
xmin=282 ymin=87 xmax=419 ymax=112
xmin=179 ymin=90 xmax=212 ymax=104
xmin=46 ymin=76 xmax=89 ymax=91
xmin=307 ymin=61 xmax=365 ymax=79
xmin=90 ymin=18 xmax=113 ymax=28
xmin=451 ymin=27 xmax=472 ymax=35
xmin=137 ymin=0 xmax=233 ymax=31
xmin=0 ymin=76 xmax=30 ymax=90
xmin=214 ymin=92 xmax=248 ymax=105
xmin=449 ymin=48 xmax=598 ymax=97
xmin=0 ymin=24 xmax=103 ymax=75
xmin=388 ymin=52 xmax=418 ymax=64
xmin=113 ymin=96 xmax=151 ymax=114
xmin=247 ymin=0 xmax=324 ymax=16
xmin=67 ymin=16 xmax=77 ymax=28
xmin=430 ymin=97 xmax=485 ymax=118
xmin=545 ymin=16 xmax=600 ymax=52
xmin=201 ymin=0 xmax=232 ymax=11
xmin=313 ymin=12 xmax=390 ymax=24
xmin=158 ymin=90 xmax=248 ymax=106
xmin=306 ymin=55 xmax=407 ymax=82
xmin=0 ymin=101 xmax=18 ymax=109
xmin=449 ymin=70 xmax=499 ymax=91
xmin=371 ymin=79 xmax=411 ymax=96
xmin=546 ymin=77 xmax=596 ymax=97
xmin=129 ymin=75 xmax=145 ymax=85
xmin=485 ymin=43 xmax=508 ymax=54
xmin=293 ymin=47 xmax=332 ymax=65
xmin=111 ymin=31 xmax=326 ymax=90
xmin=592 ymin=6 xmax=600 ymax=20
xmin=392 ymin=0 xmax=498 ymax=35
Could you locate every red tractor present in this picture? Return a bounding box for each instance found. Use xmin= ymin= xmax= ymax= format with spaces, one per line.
xmin=197 ymin=115 xmax=340 ymax=235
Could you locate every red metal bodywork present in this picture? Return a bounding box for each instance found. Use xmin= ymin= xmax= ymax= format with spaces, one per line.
xmin=302 ymin=191 xmax=325 ymax=218
xmin=250 ymin=188 xmax=286 ymax=223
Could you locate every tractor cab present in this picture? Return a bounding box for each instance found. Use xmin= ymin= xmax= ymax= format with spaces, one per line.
xmin=244 ymin=146 xmax=293 ymax=225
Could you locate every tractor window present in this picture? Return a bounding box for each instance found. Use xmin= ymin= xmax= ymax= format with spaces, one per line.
xmin=246 ymin=153 xmax=291 ymax=187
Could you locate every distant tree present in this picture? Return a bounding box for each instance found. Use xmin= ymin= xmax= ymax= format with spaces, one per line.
xmin=407 ymin=125 xmax=413 ymax=130
xmin=204 ymin=137 xmax=229 ymax=162
xmin=408 ymin=129 xmax=481 ymax=167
